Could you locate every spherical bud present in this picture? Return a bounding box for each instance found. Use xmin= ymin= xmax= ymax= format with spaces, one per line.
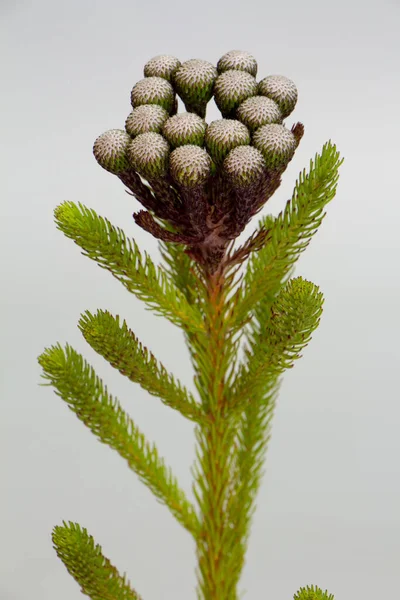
xmin=213 ymin=70 xmax=258 ymax=116
xmin=236 ymin=96 xmax=282 ymax=131
xmin=205 ymin=118 xmax=250 ymax=165
xmin=169 ymin=145 xmax=212 ymax=188
xmin=125 ymin=104 xmax=169 ymax=137
xmin=252 ymin=123 xmax=296 ymax=168
xmin=217 ymin=50 xmax=258 ymax=77
xmin=162 ymin=112 xmax=206 ymax=148
xmin=223 ymin=145 xmax=266 ymax=187
xmin=173 ymin=59 xmax=218 ymax=107
xmin=131 ymin=77 xmax=175 ymax=114
xmin=258 ymin=75 xmax=298 ymax=118
xmin=93 ymin=129 xmax=131 ymax=174
xmin=127 ymin=132 xmax=170 ymax=179
xmin=143 ymin=55 xmax=181 ymax=82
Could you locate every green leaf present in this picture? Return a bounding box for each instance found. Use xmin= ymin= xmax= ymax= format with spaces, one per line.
xmin=54 ymin=201 xmax=204 ymax=334
xmin=225 ymin=277 xmax=324 ymax=592
xmin=158 ymin=239 xmax=202 ymax=307
xmin=78 ymin=309 xmax=204 ymax=424
xmin=231 ymin=141 xmax=343 ymax=330
xmin=225 ymin=377 xmax=281 ymax=598
xmin=52 ymin=521 xmax=142 ymax=600
xmin=294 ymin=584 xmax=335 ymax=600
xmin=38 ymin=344 xmax=200 ymax=538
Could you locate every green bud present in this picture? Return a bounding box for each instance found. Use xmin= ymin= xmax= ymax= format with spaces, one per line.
xmin=236 ymin=96 xmax=282 ymax=131
xmin=162 ymin=112 xmax=206 ymax=148
xmin=143 ymin=55 xmax=181 ymax=82
xmin=213 ymin=70 xmax=258 ymax=116
xmin=130 ymin=77 xmax=175 ymax=114
xmin=205 ymin=118 xmax=250 ymax=165
xmin=258 ymin=75 xmax=298 ymax=118
xmin=223 ymin=145 xmax=266 ymax=186
xmin=93 ymin=129 xmax=131 ymax=174
xmin=125 ymin=104 xmax=170 ymax=137
xmin=252 ymin=123 xmax=296 ymax=169
xmin=169 ymin=145 xmax=212 ymax=188
xmin=127 ymin=132 xmax=170 ymax=179
xmin=217 ymin=49 xmax=257 ymax=77
xmin=173 ymin=59 xmax=218 ymax=107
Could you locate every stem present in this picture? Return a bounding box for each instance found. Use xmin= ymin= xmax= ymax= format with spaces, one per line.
xmin=192 ymin=265 xmax=242 ymax=600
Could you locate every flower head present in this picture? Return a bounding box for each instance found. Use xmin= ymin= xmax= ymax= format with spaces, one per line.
xmin=205 ymin=118 xmax=250 ymax=165
xmin=169 ymin=145 xmax=212 ymax=188
xmin=258 ymin=75 xmax=298 ymax=118
xmin=128 ymin=132 xmax=170 ymax=178
xmin=223 ymin=145 xmax=266 ymax=187
xmin=130 ymin=77 xmax=175 ymax=114
xmin=143 ymin=55 xmax=181 ymax=82
xmin=125 ymin=104 xmax=170 ymax=137
xmin=213 ymin=70 xmax=258 ymax=116
xmin=252 ymin=123 xmax=296 ymax=168
xmin=217 ymin=50 xmax=258 ymax=77
xmin=173 ymin=59 xmax=218 ymax=107
xmin=162 ymin=112 xmax=206 ymax=148
xmin=236 ymin=96 xmax=282 ymax=131
xmin=93 ymin=129 xmax=131 ymax=173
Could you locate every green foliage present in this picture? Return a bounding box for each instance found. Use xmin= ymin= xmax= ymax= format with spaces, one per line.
xmin=231 ymin=141 xmax=343 ymax=330
xmin=38 ymin=344 xmax=200 ymax=538
xmin=294 ymin=584 xmax=335 ymax=600
xmin=158 ymin=238 xmax=202 ymax=306
xmin=52 ymin=521 xmax=142 ymax=600
xmin=230 ymin=276 xmax=324 ymax=415
xmin=225 ymin=277 xmax=324 ymax=593
xmin=78 ymin=308 xmax=203 ymax=423
xmin=54 ymin=201 xmax=205 ymax=334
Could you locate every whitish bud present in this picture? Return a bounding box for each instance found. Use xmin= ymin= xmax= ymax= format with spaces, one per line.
xmin=131 ymin=77 xmax=175 ymax=114
xmin=213 ymin=70 xmax=258 ymax=116
xmin=258 ymin=75 xmax=298 ymax=118
xmin=173 ymin=59 xmax=218 ymax=107
xmin=125 ymin=104 xmax=169 ymax=137
xmin=252 ymin=123 xmax=296 ymax=168
xmin=128 ymin=132 xmax=170 ymax=178
xmin=223 ymin=145 xmax=266 ymax=187
xmin=205 ymin=118 xmax=250 ymax=165
xmin=169 ymin=145 xmax=212 ymax=188
xmin=236 ymin=96 xmax=282 ymax=131
xmin=217 ymin=50 xmax=257 ymax=77
xmin=143 ymin=55 xmax=181 ymax=82
xmin=93 ymin=129 xmax=131 ymax=174
xmin=162 ymin=112 xmax=206 ymax=148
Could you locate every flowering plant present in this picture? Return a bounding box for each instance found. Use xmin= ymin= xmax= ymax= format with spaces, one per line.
xmin=38 ymin=49 xmax=343 ymax=600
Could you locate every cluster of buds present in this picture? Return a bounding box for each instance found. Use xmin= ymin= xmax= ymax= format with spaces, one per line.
xmin=93 ymin=50 xmax=304 ymax=273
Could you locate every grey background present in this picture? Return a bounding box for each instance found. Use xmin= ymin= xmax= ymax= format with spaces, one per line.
xmin=1 ymin=0 xmax=399 ymax=598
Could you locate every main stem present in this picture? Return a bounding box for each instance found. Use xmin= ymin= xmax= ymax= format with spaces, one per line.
xmin=193 ymin=263 xmax=242 ymax=600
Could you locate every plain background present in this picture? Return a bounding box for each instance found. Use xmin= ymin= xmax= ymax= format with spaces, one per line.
xmin=1 ymin=0 xmax=399 ymax=598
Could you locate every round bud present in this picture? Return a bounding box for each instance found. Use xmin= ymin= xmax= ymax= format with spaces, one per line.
xmin=127 ymin=132 xmax=170 ymax=179
xmin=162 ymin=112 xmax=206 ymax=148
xmin=205 ymin=118 xmax=250 ymax=165
xmin=236 ymin=96 xmax=282 ymax=131
xmin=143 ymin=55 xmax=181 ymax=82
xmin=223 ymin=145 xmax=266 ymax=187
xmin=258 ymin=75 xmax=298 ymax=118
xmin=125 ymin=104 xmax=169 ymax=137
xmin=93 ymin=129 xmax=131 ymax=174
xmin=213 ymin=70 xmax=258 ymax=116
xmin=169 ymin=145 xmax=212 ymax=188
xmin=173 ymin=59 xmax=218 ymax=107
xmin=252 ymin=123 xmax=296 ymax=169
xmin=217 ymin=49 xmax=258 ymax=77
xmin=130 ymin=77 xmax=175 ymax=114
